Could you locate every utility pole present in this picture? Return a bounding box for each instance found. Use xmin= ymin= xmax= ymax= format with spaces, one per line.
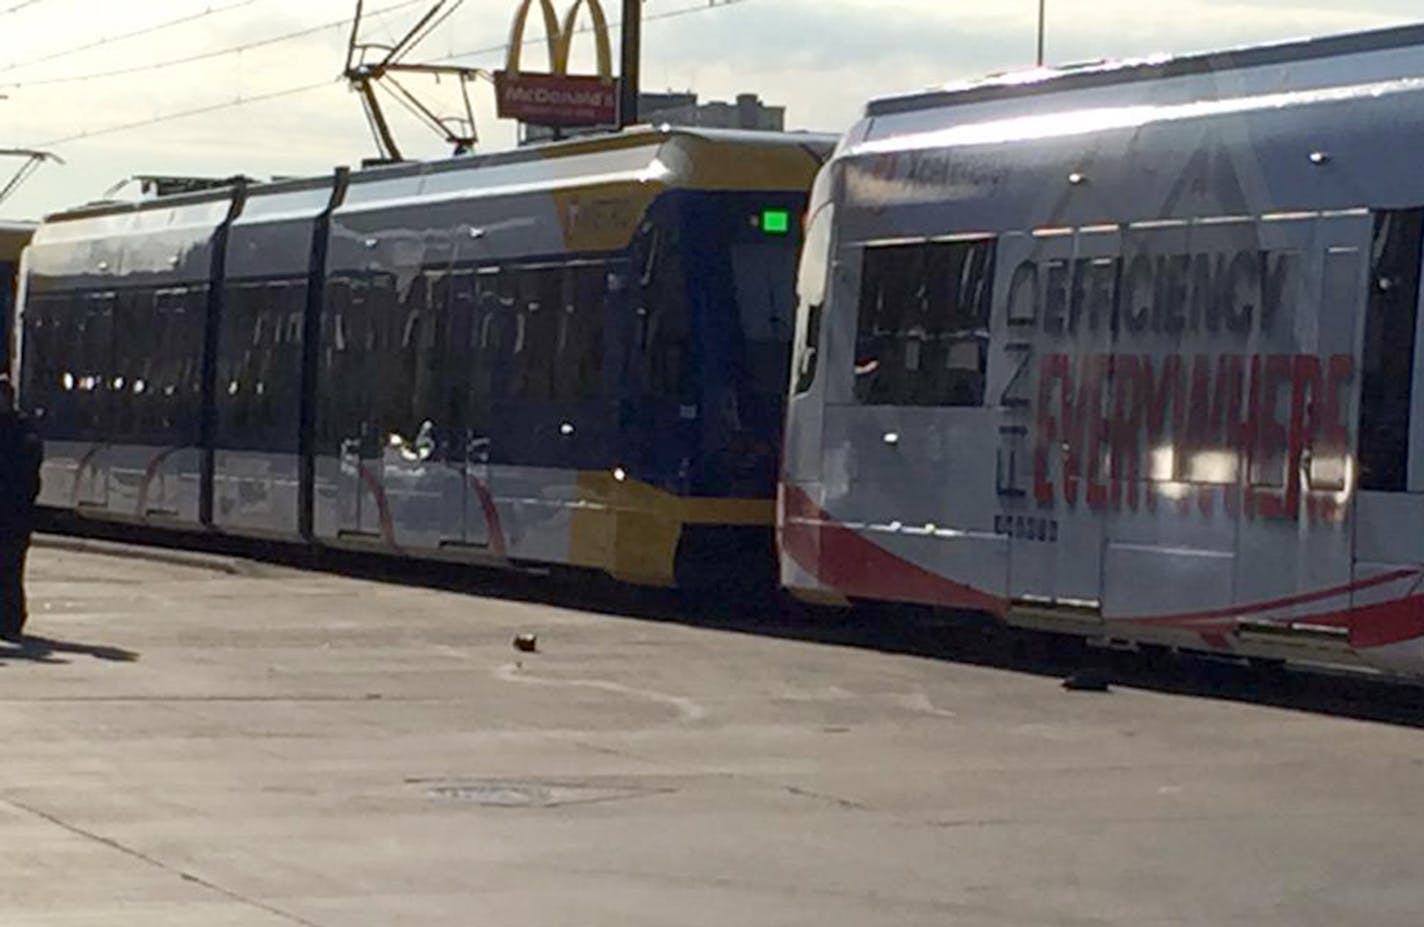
xmin=619 ymin=0 xmax=641 ymax=127
xmin=1036 ymin=0 xmax=1046 ymax=67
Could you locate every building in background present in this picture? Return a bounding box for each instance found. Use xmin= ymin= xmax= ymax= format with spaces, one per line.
xmin=522 ymin=91 xmax=785 ymax=144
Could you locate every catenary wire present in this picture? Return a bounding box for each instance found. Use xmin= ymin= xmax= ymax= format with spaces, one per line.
xmin=0 ymin=0 xmax=267 ymax=75
xmin=30 ymin=0 xmax=759 ymax=148
xmin=2 ymin=0 xmax=426 ymax=88
xmin=0 ymin=0 xmax=50 ymax=16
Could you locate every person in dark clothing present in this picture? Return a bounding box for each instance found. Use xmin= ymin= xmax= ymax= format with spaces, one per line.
xmin=0 ymin=374 xmax=42 ymax=641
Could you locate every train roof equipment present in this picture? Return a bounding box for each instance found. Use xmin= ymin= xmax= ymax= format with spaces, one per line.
xmin=38 ymin=126 xmax=837 ymax=226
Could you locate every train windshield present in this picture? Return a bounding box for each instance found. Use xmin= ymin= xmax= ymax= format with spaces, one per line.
xmin=730 ymin=239 xmax=798 ymax=395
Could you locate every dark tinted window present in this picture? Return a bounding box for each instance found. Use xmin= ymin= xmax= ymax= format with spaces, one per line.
xmin=315 ymin=260 xmax=608 ymax=456
xmin=510 ymin=267 xmax=562 ymax=401
xmin=731 ymin=242 xmax=797 ymax=394
xmin=853 ymin=238 xmax=996 ymax=407
xmin=20 ymin=294 xmax=71 ymax=432
xmin=216 ymin=279 xmax=307 ymax=452
xmin=28 ymin=286 xmax=208 ymax=446
xmin=71 ymin=292 xmax=115 ymax=439
xmin=316 ymin=274 xmax=379 ymax=452
xmin=111 ymin=287 xmax=207 ymax=445
xmin=1360 ymin=208 xmax=1423 ymax=492
xmin=636 ymin=227 xmax=693 ymax=399
xmin=554 ymin=264 xmax=606 ymax=401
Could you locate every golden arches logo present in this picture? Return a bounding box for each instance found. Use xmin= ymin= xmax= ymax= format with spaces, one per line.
xmin=506 ymin=0 xmax=614 ymax=81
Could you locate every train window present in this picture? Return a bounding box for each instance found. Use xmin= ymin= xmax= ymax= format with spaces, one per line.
xmin=510 ymin=267 xmax=561 ymax=401
xmin=19 ymin=296 xmax=67 ymax=429
xmin=402 ymin=271 xmax=443 ymax=434
xmin=217 ymin=279 xmax=306 ymax=452
xmin=109 ymin=290 xmax=144 ymax=441
xmin=149 ymin=287 xmax=206 ymax=444
xmin=731 ymin=242 xmax=797 ymax=395
xmin=471 ymin=269 xmax=505 ymax=410
xmin=316 ymin=274 xmax=380 ymax=454
xmin=435 ymin=274 xmax=472 ymax=448
xmin=366 ymin=273 xmax=401 ymax=440
xmin=75 ymin=292 xmax=114 ymax=440
xmin=1360 ymin=208 xmax=1423 ymax=492
xmin=638 ymin=226 xmax=693 ymax=399
xmin=554 ymin=264 xmax=606 ymax=401
xmin=217 ymin=282 xmax=252 ymax=446
xmin=853 ymin=238 xmax=996 ymax=407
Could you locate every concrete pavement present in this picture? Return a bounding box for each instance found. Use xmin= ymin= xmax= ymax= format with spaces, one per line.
xmin=2 ymin=543 xmax=1424 ymax=925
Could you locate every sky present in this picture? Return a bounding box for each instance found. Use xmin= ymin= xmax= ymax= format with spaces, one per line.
xmin=0 ymin=0 xmax=1417 ymax=220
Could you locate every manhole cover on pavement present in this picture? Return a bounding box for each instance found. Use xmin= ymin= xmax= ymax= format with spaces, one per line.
xmin=421 ymin=780 xmax=671 ymax=808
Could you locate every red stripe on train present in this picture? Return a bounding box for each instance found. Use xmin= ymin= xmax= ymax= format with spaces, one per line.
xmin=779 ymin=484 xmax=1424 ymax=650
xmin=1133 ymin=591 xmax=1424 ymax=650
xmin=780 ymin=484 xmax=1008 ymax=616
xmin=1128 ymin=568 xmax=1420 ymax=627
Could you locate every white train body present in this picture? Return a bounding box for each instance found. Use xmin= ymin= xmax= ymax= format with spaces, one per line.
xmin=781 ymin=25 xmax=1424 ymax=677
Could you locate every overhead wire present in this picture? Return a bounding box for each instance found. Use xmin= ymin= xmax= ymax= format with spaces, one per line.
xmin=35 ymin=80 xmax=333 ymax=147
xmin=0 ymin=0 xmax=49 ymax=16
xmin=0 ymin=0 xmax=266 ymax=76
xmin=2 ymin=0 xmax=427 ymax=89
xmin=28 ymin=0 xmax=760 ymax=148
xmin=395 ymin=0 xmax=465 ymax=64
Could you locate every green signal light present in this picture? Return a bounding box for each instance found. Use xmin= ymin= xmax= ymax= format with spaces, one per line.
xmin=761 ymin=208 xmax=791 ymax=235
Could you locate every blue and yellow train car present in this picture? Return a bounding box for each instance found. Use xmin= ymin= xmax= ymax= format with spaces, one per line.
xmin=19 ymin=127 xmax=834 ymax=589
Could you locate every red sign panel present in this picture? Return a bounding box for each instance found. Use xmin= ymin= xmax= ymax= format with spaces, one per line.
xmin=494 ymin=71 xmax=618 ymax=127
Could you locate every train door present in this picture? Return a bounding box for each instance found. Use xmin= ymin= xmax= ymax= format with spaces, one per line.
xmin=376 ymin=266 xmax=453 ymax=553
xmin=1233 ymin=213 xmax=1362 ymax=618
xmin=1004 ymin=226 xmax=1115 ymax=615
xmin=335 ymin=276 xmax=385 ymax=542
xmin=1099 ymin=217 xmax=1248 ymax=623
xmin=436 ymin=266 xmax=495 ymax=552
xmin=1352 ymin=208 xmax=1424 ymax=659
xmin=623 ymin=215 xmax=699 ymax=496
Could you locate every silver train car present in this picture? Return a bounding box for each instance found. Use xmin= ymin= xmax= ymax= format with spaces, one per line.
xmin=18 ymin=127 xmax=833 ymax=588
xmin=780 ymin=23 xmax=1424 ymax=679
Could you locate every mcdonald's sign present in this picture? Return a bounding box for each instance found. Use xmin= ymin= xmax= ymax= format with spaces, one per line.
xmin=494 ymin=0 xmax=620 ymax=127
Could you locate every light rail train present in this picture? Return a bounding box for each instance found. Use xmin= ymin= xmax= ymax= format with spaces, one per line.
xmin=14 ymin=127 xmax=833 ymax=590
xmin=18 ymin=24 xmax=1424 ymax=684
xmin=780 ymin=23 xmax=1424 ymax=679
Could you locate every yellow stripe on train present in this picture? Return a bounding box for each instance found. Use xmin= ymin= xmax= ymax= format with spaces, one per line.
xmin=568 ymin=470 xmax=774 ymax=587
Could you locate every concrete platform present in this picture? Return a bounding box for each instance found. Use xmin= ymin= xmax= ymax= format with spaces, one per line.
xmin=3 ymin=543 xmax=1424 ymax=926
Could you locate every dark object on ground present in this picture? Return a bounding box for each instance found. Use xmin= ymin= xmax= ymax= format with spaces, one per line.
xmin=513 ymin=634 xmax=539 ymax=653
xmin=1063 ymin=669 xmax=1111 ymax=692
